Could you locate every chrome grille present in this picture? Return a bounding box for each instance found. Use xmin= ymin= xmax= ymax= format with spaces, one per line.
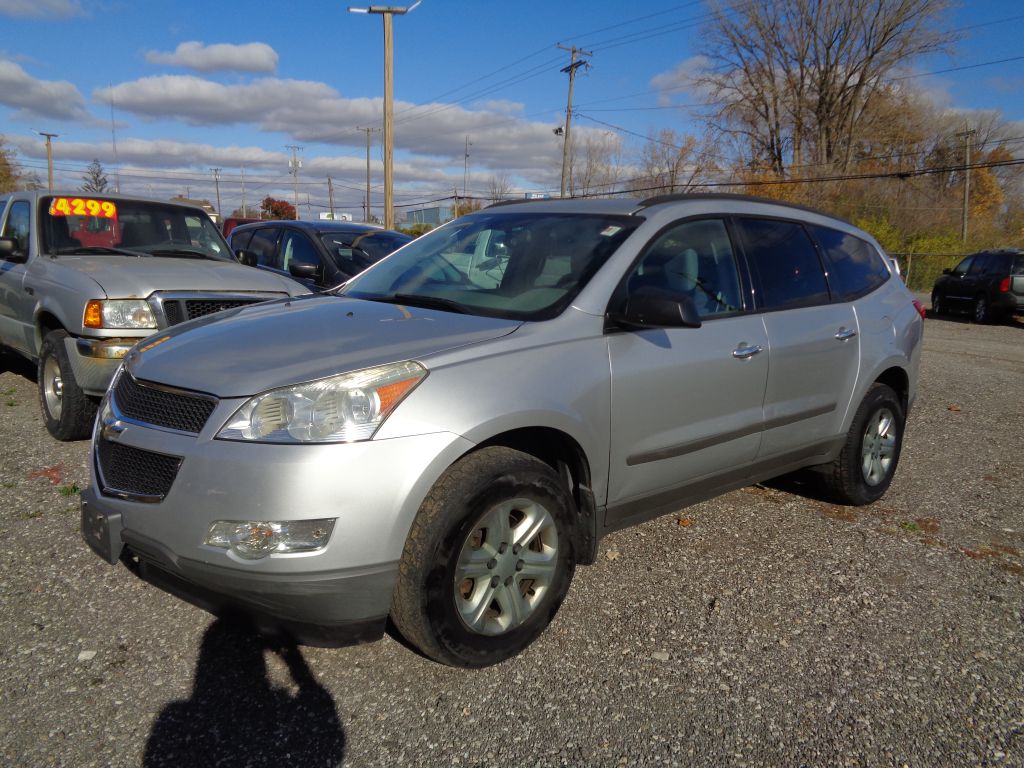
xmin=113 ymin=374 xmax=217 ymax=434
xmin=96 ymin=441 xmax=182 ymax=502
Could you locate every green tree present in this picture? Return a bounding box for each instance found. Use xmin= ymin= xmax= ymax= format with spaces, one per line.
xmin=81 ymin=159 xmax=109 ymax=193
xmin=1 ymin=136 xmax=18 ymax=194
xmin=261 ymin=196 xmax=297 ymax=220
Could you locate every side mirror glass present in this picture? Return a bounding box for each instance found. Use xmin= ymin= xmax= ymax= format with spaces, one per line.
xmin=0 ymin=237 xmax=27 ymax=263
xmin=236 ymin=249 xmax=257 ymax=267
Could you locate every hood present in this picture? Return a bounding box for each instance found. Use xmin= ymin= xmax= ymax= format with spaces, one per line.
xmin=58 ymin=254 xmax=304 ymax=298
xmin=124 ymin=294 xmax=522 ymax=397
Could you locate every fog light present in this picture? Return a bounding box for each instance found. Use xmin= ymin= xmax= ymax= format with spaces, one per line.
xmin=204 ymin=519 xmax=335 ymax=560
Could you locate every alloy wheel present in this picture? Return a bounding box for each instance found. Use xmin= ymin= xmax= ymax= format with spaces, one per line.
xmin=861 ymin=407 xmax=897 ymax=487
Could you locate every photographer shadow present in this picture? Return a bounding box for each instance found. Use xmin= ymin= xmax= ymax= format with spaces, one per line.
xmin=144 ymin=618 xmax=345 ymax=767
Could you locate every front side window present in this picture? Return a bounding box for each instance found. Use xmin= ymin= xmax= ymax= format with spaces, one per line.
xmin=1 ymin=201 xmax=30 ymax=256
xmin=342 ymin=212 xmax=641 ymax=320
xmin=810 ymin=225 xmax=890 ymax=301
xmin=737 ymin=218 xmax=829 ymax=310
xmin=625 ymin=218 xmax=742 ymax=317
xmin=281 ymin=231 xmax=321 ymax=270
xmin=952 ymin=256 xmax=973 ymax=276
xmin=967 ymin=254 xmax=991 ymax=276
xmin=41 ymin=196 xmax=230 ymax=259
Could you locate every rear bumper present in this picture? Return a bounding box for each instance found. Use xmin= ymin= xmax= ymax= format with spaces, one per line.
xmin=81 ymin=492 xmax=393 ymax=647
xmin=991 ymin=292 xmax=1024 ymax=315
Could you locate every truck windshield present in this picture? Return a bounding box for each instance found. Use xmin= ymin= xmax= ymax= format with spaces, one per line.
xmin=41 ymin=196 xmax=232 ymax=260
xmin=340 ymin=211 xmax=640 ymax=320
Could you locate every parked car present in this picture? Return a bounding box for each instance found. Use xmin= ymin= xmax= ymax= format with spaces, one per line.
xmin=931 ymin=249 xmax=1024 ymax=323
xmin=221 ymin=216 xmax=261 ymax=239
xmin=228 ymin=220 xmax=413 ymax=291
xmin=82 ymin=194 xmax=923 ymax=667
xmin=0 ymin=192 xmax=307 ymax=440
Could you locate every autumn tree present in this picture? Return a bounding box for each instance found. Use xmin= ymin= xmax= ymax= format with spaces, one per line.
xmin=1 ymin=136 xmax=18 ymax=194
xmin=260 ymin=196 xmax=297 ymax=220
xmin=81 ymin=159 xmax=109 ymax=193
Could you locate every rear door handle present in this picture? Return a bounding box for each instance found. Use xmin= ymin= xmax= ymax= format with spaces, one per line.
xmin=732 ymin=343 xmax=763 ymax=360
xmin=834 ymin=327 xmax=857 ymax=341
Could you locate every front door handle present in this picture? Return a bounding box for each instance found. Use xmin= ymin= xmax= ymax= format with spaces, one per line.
xmin=732 ymin=343 xmax=763 ymax=360
xmin=23 ymin=286 xmax=34 ymax=296
xmin=834 ymin=327 xmax=857 ymax=341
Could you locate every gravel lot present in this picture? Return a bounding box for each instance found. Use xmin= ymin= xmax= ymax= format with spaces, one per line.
xmin=1 ymin=308 xmax=1022 ymax=767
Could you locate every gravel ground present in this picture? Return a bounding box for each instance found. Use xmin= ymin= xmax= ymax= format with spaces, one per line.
xmin=1 ymin=309 xmax=1022 ymax=767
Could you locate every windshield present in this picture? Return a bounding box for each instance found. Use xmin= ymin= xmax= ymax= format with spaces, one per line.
xmin=41 ymin=196 xmax=232 ymax=260
xmin=319 ymin=230 xmax=412 ymax=273
xmin=340 ymin=211 xmax=640 ymax=320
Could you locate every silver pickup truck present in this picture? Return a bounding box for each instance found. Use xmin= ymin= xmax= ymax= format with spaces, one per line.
xmin=0 ymin=192 xmax=306 ymax=440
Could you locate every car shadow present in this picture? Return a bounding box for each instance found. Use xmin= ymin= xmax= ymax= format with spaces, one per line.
xmin=143 ymin=618 xmax=346 ymax=767
xmin=0 ymin=348 xmax=37 ymax=383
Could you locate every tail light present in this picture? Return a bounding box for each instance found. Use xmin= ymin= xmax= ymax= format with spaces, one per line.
xmin=998 ymin=277 xmax=1010 ymax=293
xmin=912 ymin=299 xmax=926 ymax=319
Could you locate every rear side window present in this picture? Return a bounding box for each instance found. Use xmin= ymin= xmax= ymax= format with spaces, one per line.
xmin=230 ymin=228 xmax=254 ymax=251
xmin=736 ymin=218 xmax=829 ymax=310
xmin=810 ymin=226 xmax=890 ymax=301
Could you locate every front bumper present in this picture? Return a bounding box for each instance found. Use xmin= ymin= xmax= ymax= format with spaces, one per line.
xmin=66 ymin=337 xmax=138 ymax=396
xmin=81 ymin=402 xmax=475 ymax=645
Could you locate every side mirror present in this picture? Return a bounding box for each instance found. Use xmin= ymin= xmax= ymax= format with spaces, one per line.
xmin=942 ymin=268 xmax=952 ymax=275
xmin=288 ymin=262 xmax=319 ymax=280
xmin=236 ymin=249 xmax=257 ymax=267
xmin=0 ymin=237 xmax=27 ymax=263
xmin=611 ymin=286 xmax=702 ymax=330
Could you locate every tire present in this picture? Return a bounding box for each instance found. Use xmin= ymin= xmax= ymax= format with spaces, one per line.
xmin=973 ymin=295 xmax=990 ymax=324
xmin=38 ymin=330 xmax=96 ymax=441
xmin=822 ymin=383 xmax=905 ymax=506
xmin=931 ymin=292 xmax=944 ymax=316
xmin=391 ymin=446 xmax=577 ymax=667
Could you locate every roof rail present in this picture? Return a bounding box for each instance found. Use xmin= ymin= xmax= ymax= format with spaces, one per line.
xmin=637 ymin=192 xmax=848 ymax=223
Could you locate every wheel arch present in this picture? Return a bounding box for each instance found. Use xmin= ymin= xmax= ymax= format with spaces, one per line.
xmin=472 ymin=427 xmax=599 ymax=565
xmin=34 ymin=309 xmax=65 ymax=355
xmin=873 ymin=365 xmax=910 ymax=414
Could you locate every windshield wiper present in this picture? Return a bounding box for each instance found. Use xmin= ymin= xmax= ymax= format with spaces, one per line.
xmin=147 ymin=248 xmax=219 ymax=260
xmin=54 ymin=245 xmax=148 ymax=257
xmin=367 ymin=293 xmax=471 ymax=314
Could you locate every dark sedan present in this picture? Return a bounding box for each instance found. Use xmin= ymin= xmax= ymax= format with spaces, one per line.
xmin=931 ymin=249 xmax=1024 ymax=323
xmin=229 ymin=220 xmax=413 ymax=291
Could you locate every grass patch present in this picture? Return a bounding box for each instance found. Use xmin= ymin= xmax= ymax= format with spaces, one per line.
xmin=899 ymin=521 xmax=920 ymax=533
xmin=19 ymin=510 xmax=42 ymax=520
xmin=5 ymin=400 xmax=15 ymax=407
xmin=57 ymin=484 xmax=81 ymax=497
xmin=1 ymin=481 xmax=15 ymax=489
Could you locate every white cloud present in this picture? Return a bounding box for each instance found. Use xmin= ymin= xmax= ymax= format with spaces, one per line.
xmin=145 ymin=41 xmax=278 ymax=74
xmin=471 ymin=99 xmax=525 ymax=115
xmin=0 ymin=57 xmax=91 ymax=121
xmin=650 ymin=55 xmax=711 ymax=106
xmin=0 ymin=0 xmax=82 ymax=18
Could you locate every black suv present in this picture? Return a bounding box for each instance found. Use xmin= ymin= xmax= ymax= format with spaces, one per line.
xmin=229 ymin=220 xmax=412 ymax=291
xmin=931 ymin=249 xmax=1024 ymax=323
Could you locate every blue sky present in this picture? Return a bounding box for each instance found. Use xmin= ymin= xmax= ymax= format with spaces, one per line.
xmin=1 ymin=0 xmax=1022 ymax=219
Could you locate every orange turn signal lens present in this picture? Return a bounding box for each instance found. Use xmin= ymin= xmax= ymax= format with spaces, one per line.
xmin=84 ymin=300 xmax=104 ymax=328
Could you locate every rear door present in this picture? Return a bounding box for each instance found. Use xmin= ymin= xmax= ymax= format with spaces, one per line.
xmin=607 ymin=217 xmax=768 ymax=525
xmin=735 ymin=217 xmax=860 ymax=460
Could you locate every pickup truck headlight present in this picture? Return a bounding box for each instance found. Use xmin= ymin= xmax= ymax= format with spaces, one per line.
xmin=84 ymin=299 xmax=157 ymax=329
xmin=217 ymin=360 xmax=426 ymax=443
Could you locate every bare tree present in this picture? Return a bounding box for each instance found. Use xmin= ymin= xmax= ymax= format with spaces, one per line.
xmin=630 ymin=129 xmax=709 ymax=196
xmin=487 ymin=173 xmax=514 ymax=204
xmin=572 ymin=131 xmax=625 ymax=197
xmin=696 ymin=0 xmax=955 ymax=175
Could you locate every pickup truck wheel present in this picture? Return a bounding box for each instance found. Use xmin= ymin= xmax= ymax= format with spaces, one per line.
xmin=391 ymin=447 xmax=576 ymax=668
xmin=38 ymin=330 xmax=96 ymax=441
xmin=823 ymin=383 xmax=905 ymax=506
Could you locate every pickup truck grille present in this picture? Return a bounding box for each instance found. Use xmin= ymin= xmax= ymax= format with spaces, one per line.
xmin=113 ymin=374 xmax=218 ymax=434
xmin=96 ymin=441 xmax=182 ymax=502
xmin=163 ymin=298 xmax=262 ymax=326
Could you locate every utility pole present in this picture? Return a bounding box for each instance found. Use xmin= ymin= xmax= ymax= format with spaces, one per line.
xmin=453 ymin=187 xmax=460 ymax=218
xmin=109 ymin=85 xmax=121 ymax=193
xmin=327 ymin=176 xmax=336 ymax=220
xmin=240 ymin=165 xmax=247 ymax=217
xmin=34 ymin=131 xmax=60 ymax=192
xmin=557 ymin=44 xmax=591 ymax=198
xmin=305 ymin=193 xmax=312 ymax=219
xmin=286 ymin=144 xmax=303 ymax=219
xmin=357 ymin=126 xmax=379 ymax=222
xmin=349 ymin=2 xmax=421 ymax=230
xmin=956 ymin=126 xmax=977 ymax=244
xmin=211 ymin=168 xmax=222 ymax=217
xmin=463 ymin=135 xmax=472 ymax=198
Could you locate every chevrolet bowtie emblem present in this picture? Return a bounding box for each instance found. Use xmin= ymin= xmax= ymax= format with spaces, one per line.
xmin=101 ymin=412 xmax=127 ymax=441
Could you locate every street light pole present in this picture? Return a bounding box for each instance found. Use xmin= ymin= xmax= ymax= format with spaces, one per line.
xmin=348 ymin=2 xmax=421 ymax=230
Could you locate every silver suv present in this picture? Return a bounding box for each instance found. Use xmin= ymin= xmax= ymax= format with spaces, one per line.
xmin=81 ymin=194 xmax=923 ymax=667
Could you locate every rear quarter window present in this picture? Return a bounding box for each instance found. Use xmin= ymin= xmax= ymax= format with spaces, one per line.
xmin=810 ymin=226 xmax=890 ymax=301
xmin=1011 ymin=255 xmax=1024 ymax=276
xmin=736 ymin=218 xmax=830 ymax=310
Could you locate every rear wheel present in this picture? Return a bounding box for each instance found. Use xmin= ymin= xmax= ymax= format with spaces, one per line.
xmin=391 ymin=447 xmax=576 ymax=667
xmin=974 ymin=295 xmax=990 ymax=324
xmin=38 ymin=330 xmax=96 ymax=441
xmin=822 ymin=383 xmax=905 ymax=506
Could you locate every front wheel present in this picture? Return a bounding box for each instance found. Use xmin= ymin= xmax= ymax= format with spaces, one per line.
xmin=822 ymin=383 xmax=905 ymax=506
xmin=38 ymin=330 xmax=96 ymax=441
xmin=391 ymin=447 xmax=576 ymax=667
xmin=931 ymin=292 xmax=944 ymax=316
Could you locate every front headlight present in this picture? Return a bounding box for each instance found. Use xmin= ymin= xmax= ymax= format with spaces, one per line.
xmin=216 ymin=360 xmax=427 ymax=443
xmin=84 ymin=299 xmax=157 ymax=329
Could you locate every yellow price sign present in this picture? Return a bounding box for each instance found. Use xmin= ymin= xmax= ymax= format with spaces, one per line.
xmin=49 ymin=197 xmax=117 ymax=219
